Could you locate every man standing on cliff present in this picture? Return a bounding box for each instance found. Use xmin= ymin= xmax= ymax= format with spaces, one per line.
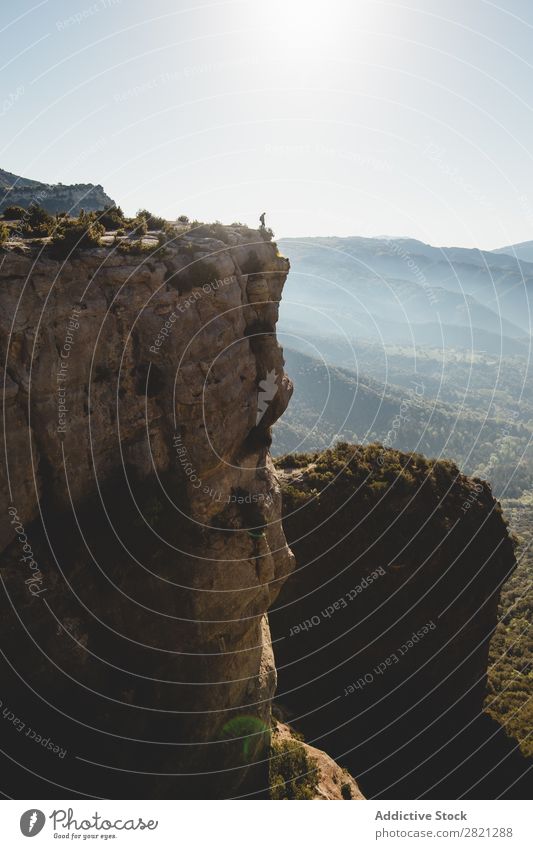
xmin=259 ymin=212 xmax=266 ymax=228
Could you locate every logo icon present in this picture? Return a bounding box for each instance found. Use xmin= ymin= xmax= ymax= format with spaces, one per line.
xmin=20 ymin=810 xmax=46 ymax=837
xmin=256 ymin=369 xmax=279 ymax=425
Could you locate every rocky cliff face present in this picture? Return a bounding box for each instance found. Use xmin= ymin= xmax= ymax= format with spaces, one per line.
xmin=271 ymin=445 xmax=530 ymax=799
xmin=0 ymin=226 xmax=296 ymax=798
xmin=0 ymin=167 xmax=114 ymax=214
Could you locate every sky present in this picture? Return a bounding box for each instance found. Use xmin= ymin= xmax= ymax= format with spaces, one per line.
xmin=2 ymin=0 xmax=533 ymax=247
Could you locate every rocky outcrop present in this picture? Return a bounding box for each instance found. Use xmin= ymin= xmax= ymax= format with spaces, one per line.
xmin=0 ymin=225 xmax=296 ymax=798
xmin=0 ymin=167 xmax=114 ymax=214
xmin=272 ymin=722 xmax=364 ymax=800
xmin=270 ymin=445 xmax=529 ymax=799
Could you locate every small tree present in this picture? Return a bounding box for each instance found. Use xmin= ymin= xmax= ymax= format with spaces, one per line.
xmin=2 ymin=205 xmax=26 ymax=220
xmin=22 ymin=204 xmax=55 ymax=237
xmin=96 ymin=206 xmax=125 ymax=230
xmin=0 ymin=222 xmax=10 ymax=245
xmin=136 ymin=209 xmax=166 ymax=230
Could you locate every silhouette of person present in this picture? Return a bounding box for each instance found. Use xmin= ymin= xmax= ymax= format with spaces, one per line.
xmin=259 ymin=212 xmax=266 ymax=228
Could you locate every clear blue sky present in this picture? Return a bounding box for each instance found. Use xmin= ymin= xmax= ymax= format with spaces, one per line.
xmin=2 ymin=0 xmax=533 ymax=247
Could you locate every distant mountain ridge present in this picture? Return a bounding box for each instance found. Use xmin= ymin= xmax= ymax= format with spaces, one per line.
xmin=493 ymin=239 xmax=533 ymax=263
xmin=278 ymin=234 xmax=533 ymax=340
xmin=0 ymin=167 xmax=115 ymax=215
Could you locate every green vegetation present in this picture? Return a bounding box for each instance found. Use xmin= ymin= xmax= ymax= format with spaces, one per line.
xmin=273 ymin=347 xmax=533 ymax=500
xmin=21 ymin=204 xmax=55 ymax=237
xmin=485 ymin=494 xmax=533 ymax=758
xmin=49 ymin=218 xmax=104 ymax=259
xmin=192 ymin=221 xmax=233 ymax=244
xmin=269 ymin=738 xmax=319 ymax=800
xmin=95 ymin=205 xmax=125 ymax=230
xmin=2 ymin=204 xmax=25 ymax=219
xmin=0 ymin=222 xmax=9 ymax=245
xmin=136 ymin=208 xmax=166 ymax=231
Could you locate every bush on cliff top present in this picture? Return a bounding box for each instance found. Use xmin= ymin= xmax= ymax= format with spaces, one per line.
xmin=21 ymin=204 xmax=55 ymax=237
xmin=48 ymin=219 xmax=104 ymax=259
xmin=2 ymin=204 xmax=26 ymax=220
xmin=136 ymin=208 xmax=167 ymax=231
xmin=95 ymin=205 xmax=125 ymax=230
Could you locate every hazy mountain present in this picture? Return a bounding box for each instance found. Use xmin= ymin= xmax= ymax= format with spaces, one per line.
xmin=493 ymin=240 xmax=533 ymax=263
xmin=279 ymin=235 xmax=533 ymax=336
xmin=0 ymin=167 xmax=41 ymax=189
xmin=0 ymin=166 xmax=115 ymax=214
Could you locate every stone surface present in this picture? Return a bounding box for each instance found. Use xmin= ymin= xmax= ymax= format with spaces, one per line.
xmin=273 ymin=722 xmax=364 ymax=800
xmin=0 ymin=225 xmax=294 ymax=798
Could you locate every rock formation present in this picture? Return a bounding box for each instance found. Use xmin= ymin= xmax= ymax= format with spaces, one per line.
xmin=1 ymin=225 xmax=524 ymax=801
xmin=0 ymin=167 xmax=114 ymax=214
xmin=270 ymin=445 xmax=530 ymax=799
xmin=0 ymin=225 xmax=299 ymax=798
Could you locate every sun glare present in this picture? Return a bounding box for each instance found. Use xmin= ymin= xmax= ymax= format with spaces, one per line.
xmin=266 ymin=0 xmax=384 ymax=53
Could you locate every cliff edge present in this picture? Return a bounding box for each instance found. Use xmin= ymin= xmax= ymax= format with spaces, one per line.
xmin=0 ymin=224 xmax=297 ymax=798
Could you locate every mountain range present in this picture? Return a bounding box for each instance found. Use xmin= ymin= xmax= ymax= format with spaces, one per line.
xmin=278 ymin=235 xmax=533 ymax=350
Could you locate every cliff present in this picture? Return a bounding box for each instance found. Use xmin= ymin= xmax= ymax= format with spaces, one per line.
xmin=1 ymin=224 xmax=525 ymax=800
xmin=0 ymin=167 xmax=114 ymax=214
xmin=0 ymin=225 xmax=299 ymax=798
xmin=271 ymin=445 xmax=530 ymax=798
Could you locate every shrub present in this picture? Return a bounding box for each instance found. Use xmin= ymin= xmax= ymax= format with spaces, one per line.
xmin=96 ymin=206 xmax=125 ymax=230
xmin=192 ymin=221 xmax=231 ymax=243
xmin=0 ymin=222 xmax=10 ymax=245
xmin=48 ymin=221 xmax=104 ymax=259
xmin=130 ymin=218 xmax=148 ymax=236
xmin=117 ymin=238 xmax=154 ymax=255
xmin=341 ymin=781 xmax=353 ymax=800
xmin=269 ymin=738 xmax=318 ymax=800
xmin=136 ymin=209 xmax=166 ymax=230
xmin=21 ymin=204 xmax=55 ymax=237
xmin=177 ymin=214 xmax=189 ymax=224
xmin=2 ymin=205 xmax=25 ymax=220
